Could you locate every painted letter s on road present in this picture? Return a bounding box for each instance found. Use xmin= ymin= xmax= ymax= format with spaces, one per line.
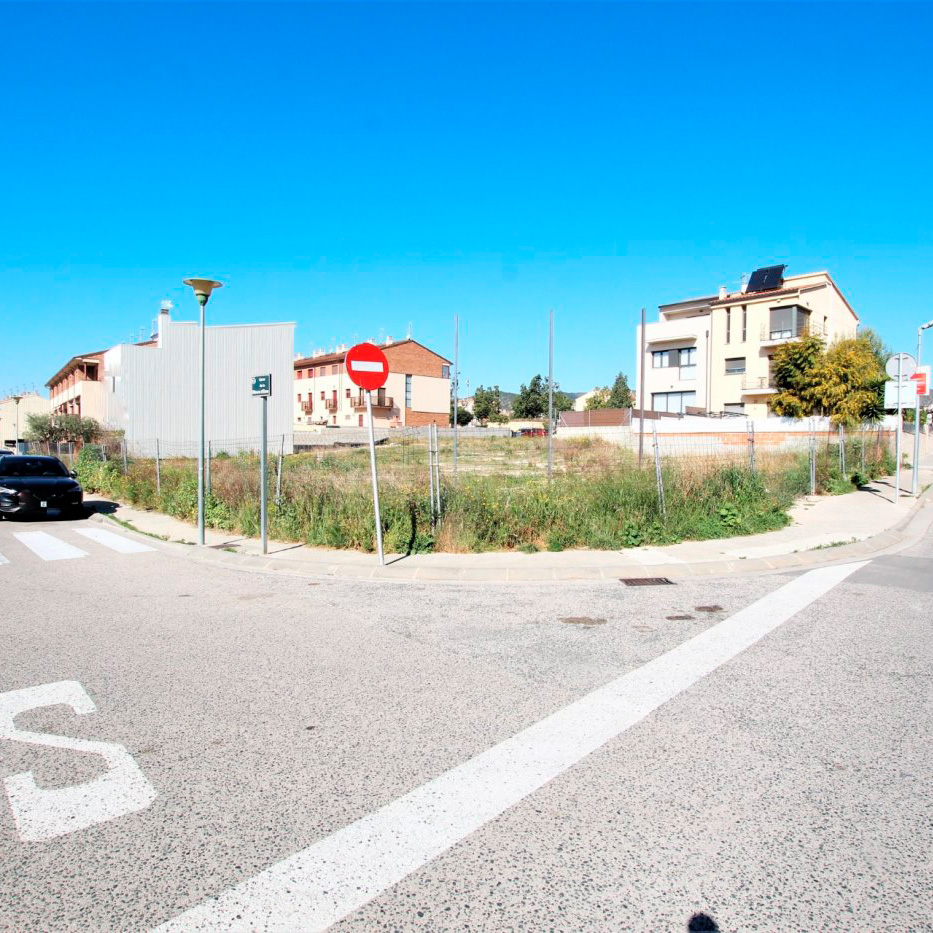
xmin=0 ymin=680 xmax=156 ymax=841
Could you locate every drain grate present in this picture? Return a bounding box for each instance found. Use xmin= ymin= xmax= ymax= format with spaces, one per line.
xmin=620 ymin=577 xmax=675 ymax=586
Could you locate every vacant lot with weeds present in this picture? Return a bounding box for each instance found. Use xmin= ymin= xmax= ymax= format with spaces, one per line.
xmin=76 ymin=434 xmax=894 ymax=553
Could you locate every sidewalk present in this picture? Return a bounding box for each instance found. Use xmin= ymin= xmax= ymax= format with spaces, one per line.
xmin=88 ymin=461 xmax=933 ymax=583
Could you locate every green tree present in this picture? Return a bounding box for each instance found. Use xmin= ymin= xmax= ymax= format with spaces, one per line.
xmin=25 ymin=413 xmax=56 ymax=445
xmin=511 ymin=375 xmax=575 ymax=419
xmin=770 ymin=334 xmax=885 ymax=425
xmin=608 ymin=372 xmax=635 ymax=409
xmin=585 ymin=388 xmax=610 ymax=411
xmin=449 ymin=402 xmax=474 ymax=426
xmin=472 ymin=385 xmax=501 ymax=423
xmin=55 ymin=415 xmax=102 ymax=445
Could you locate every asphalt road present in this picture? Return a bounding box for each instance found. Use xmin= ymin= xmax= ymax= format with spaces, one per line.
xmin=1 ymin=509 xmax=930 ymax=931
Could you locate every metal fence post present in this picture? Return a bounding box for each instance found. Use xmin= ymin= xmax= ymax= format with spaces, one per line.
xmin=838 ymin=424 xmax=845 ymax=474
xmin=435 ymin=424 xmax=442 ymax=517
xmin=747 ymin=422 xmax=756 ymax=475
xmin=155 ymin=439 xmax=161 ymax=497
xmin=206 ymin=440 xmax=212 ymax=496
xmin=427 ymin=425 xmax=436 ymax=527
xmin=860 ymin=429 xmax=866 ymax=473
xmin=809 ymin=434 xmax=816 ymax=495
xmin=652 ymin=423 xmax=666 ymax=521
xmin=122 ymin=438 xmax=128 ymax=475
xmin=276 ymin=434 xmax=284 ymax=506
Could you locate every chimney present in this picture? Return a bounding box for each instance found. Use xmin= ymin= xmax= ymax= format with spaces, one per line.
xmin=385 ymin=335 xmax=393 ymax=346
xmin=155 ymin=299 xmax=173 ymax=344
xmin=718 ymin=285 xmax=727 ymax=300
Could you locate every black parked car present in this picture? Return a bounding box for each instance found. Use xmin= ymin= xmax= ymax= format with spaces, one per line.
xmin=0 ymin=456 xmax=84 ymax=519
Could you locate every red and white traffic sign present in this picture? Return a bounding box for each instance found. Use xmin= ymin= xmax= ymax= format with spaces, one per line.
xmin=911 ymin=366 xmax=929 ymax=396
xmin=345 ymin=342 xmax=389 ymax=391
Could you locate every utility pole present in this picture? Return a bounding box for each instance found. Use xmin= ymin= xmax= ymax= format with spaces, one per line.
xmin=11 ymin=395 xmax=22 ymax=453
xmin=453 ymin=314 xmax=459 ymax=476
xmin=912 ymin=320 xmax=933 ymax=496
xmin=638 ymin=307 xmax=647 ymax=467
xmin=547 ymin=309 xmax=554 ymax=481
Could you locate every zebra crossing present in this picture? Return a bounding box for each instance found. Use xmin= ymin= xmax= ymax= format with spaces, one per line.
xmin=0 ymin=526 xmax=155 ymax=564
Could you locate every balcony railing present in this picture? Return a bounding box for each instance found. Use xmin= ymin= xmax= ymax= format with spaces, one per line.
xmin=760 ymin=320 xmax=828 ymax=342
xmin=742 ymin=376 xmax=777 ymax=392
xmin=352 ymin=393 xmax=393 ymax=411
xmin=324 ymin=398 xmax=339 ymax=411
xmin=301 ymin=402 xmax=313 ymax=414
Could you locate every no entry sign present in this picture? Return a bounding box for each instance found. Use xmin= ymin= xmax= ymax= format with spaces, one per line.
xmin=345 ymin=342 xmax=389 ymax=391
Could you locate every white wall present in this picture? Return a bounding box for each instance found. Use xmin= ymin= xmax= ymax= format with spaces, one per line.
xmin=103 ymin=317 xmax=295 ymax=456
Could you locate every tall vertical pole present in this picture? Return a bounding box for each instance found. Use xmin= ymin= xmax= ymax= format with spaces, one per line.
xmin=894 ymin=355 xmax=902 ymax=504
xmin=276 ymin=433 xmax=285 ymax=505
xmin=912 ymin=328 xmax=923 ymax=497
xmin=365 ymin=390 xmax=385 ymax=565
xmin=155 ymin=438 xmax=161 ymax=497
xmin=13 ymin=397 xmax=21 ymax=454
xmin=453 ymin=314 xmax=459 ymax=477
xmin=547 ymin=308 xmax=554 ymax=481
xmin=427 ymin=423 xmax=436 ymax=526
xmin=206 ymin=440 xmax=212 ymax=496
xmin=261 ymin=395 xmax=268 ymax=555
xmin=433 ymin=422 xmax=441 ymax=518
xmin=197 ymin=297 xmax=206 ymax=546
xmin=638 ymin=307 xmax=647 ymax=467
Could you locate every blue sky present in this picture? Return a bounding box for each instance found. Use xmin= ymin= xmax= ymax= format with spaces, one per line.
xmin=2 ymin=1 xmax=932 ymax=398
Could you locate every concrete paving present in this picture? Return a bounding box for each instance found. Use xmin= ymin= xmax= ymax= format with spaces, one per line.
xmin=1 ymin=505 xmax=931 ymax=930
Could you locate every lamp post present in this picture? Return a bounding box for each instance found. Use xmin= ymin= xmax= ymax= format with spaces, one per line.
xmin=912 ymin=319 xmax=933 ymax=497
xmin=183 ymin=278 xmax=223 ymax=546
xmin=11 ymin=395 xmax=22 ymax=453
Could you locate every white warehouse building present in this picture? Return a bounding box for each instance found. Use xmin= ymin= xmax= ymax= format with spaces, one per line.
xmin=47 ymin=306 xmax=295 ymax=456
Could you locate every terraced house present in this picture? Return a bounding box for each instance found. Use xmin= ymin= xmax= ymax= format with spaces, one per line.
xmin=635 ymin=265 xmax=860 ymax=419
xmin=294 ymin=337 xmax=451 ymax=430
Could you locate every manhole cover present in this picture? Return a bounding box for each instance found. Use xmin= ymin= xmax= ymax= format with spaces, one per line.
xmin=620 ymin=577 xmax=675 ymax=586
xmin=695 ymin=605 xmax=723 ymax=612
xmin=560 ymin=617 xmax=608 ymax=627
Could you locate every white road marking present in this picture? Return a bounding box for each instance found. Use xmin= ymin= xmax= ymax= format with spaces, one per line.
xmin=74 ymin=527 xmax=154 ymax=554
xmin=348 ymin=360 xmax=384 ymax=372
xmin=156 ymin=560 xmax=867 ymax=932
xmin=0 ymin=550 xmax=8 ymax=566
xmin=13 ymin=531 xmax=88 ymax=561
xmin=0 ymin=681 xmax=157 ymax=841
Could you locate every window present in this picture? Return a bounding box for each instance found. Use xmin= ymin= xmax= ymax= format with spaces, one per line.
xmin=296 ymin=393 xmax=301 ymax=403
xmin=725 ymin=307 xmax=731 ymax=344
xmin=723 ymin=403 xmax=745 ymax=415
xmin=652 ymin=350 xmax=671 ymax=368
xmin=345 ymin=388 xmax=351 ymax=399
xmin=441 ymin=365 xmax=450 ymax=379
xmin=742 ymin=306 xmax=747 ymax=342
xmin=405 ymin=374 xmax=412 ymax=408
xmin=769 ymin=305 xmax=810 ymax=340
xmin=678 ymin=347 xmax=697 ymax=380
xmin=651 ymin=391 xmax=696 ymax=414
xmin=320 ymin=391 xmax=325 ymax=401
xmin=296 ymin=370 xmax=303 ymax=380
xmin=331 ymin=364 xmax=338 ymax=375
xmin=358 ymin=415 xmax=364 ymax=427
xmin=725 ymin=357 xmax=746 ymax=375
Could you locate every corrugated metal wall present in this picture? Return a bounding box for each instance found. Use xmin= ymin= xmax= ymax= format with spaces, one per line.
xmin=103 ymin=320 xmax=295 ymax=456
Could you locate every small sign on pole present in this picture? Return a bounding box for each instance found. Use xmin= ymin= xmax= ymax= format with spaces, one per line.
xmin=253 ymin=373 xmax=272 ymax=553
xmin=345 ymin=343 xmax=389 ymax=565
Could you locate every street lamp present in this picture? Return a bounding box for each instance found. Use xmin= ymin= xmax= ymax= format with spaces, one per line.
xmin=11 ymin=395 xmax=22 ymax=453
xmin=912 ymin=318 xmax=933 ymax=497
xmin=183 ymin=278 xmax=223 ymax=546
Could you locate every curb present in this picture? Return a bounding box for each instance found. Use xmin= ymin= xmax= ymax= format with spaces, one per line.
xmin=88 ymin=486 xmax=933 ymax=585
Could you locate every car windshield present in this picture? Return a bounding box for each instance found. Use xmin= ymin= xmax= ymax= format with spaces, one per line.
xmin=0 ymin=457 xmax=70 ymax=478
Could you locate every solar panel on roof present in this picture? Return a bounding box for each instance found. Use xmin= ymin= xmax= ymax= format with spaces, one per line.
xmin=746 ymin=264 xmax=786 ymax=293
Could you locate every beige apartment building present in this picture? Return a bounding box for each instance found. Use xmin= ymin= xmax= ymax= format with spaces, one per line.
xmin=294 ymin=338 xmax=451 ymax=430
xmin=635 ymin=265 xmax=860 ymax=419
xmin=1 ymin=392 xmax=50 ymax=452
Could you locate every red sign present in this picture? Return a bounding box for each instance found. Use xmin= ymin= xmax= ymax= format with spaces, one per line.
xmin=911 ymin=369 xmax=929 ymax=395
xmin=345 ymin=342 xmax=389 ymax=391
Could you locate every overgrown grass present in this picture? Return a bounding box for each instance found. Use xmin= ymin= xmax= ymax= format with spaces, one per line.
xmin=75 ymin=438 xmax=895 ymax=554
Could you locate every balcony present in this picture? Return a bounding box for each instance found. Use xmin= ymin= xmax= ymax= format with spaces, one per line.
xmin=301 ymin=402 xmax=313 ymax=414
xmin=324 ymin=398 xmax=339 ymax=412
xmin=352 ymin=392 xmax=393 ymax=411
xmin=741 ymin=376 xmax=777 ymax=395
xmin=759 ymin=317 xmax=828 ymax=348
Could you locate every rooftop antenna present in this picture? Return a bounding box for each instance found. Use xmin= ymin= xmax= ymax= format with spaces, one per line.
xmin=406 ymin=321 xmax=413 ymax=339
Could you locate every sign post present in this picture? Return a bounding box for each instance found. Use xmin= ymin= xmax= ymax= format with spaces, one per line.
xmin=886 ymin=353 xmax=917 ymax=504
xmin=252 ymin=374 xmax=272 ymax=554
xmin=345 ymin=343 xmax=390 ymax=565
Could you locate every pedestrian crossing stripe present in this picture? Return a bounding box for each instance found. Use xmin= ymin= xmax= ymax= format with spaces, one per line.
xmin=74 ymin=528 xmax=154 ymax=554
xmin=0 ymin=551 xmax=8 ymax=566
xmin=13 ymin=532 xmax=88 ymax=561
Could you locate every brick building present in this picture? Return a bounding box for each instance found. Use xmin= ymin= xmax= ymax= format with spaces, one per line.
xmin=294 ymin=338 xmax=451 ymax=429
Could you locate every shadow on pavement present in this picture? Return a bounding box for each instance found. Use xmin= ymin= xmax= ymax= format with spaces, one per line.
xmin=688 ymin=914 xmax=720 ymax=932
